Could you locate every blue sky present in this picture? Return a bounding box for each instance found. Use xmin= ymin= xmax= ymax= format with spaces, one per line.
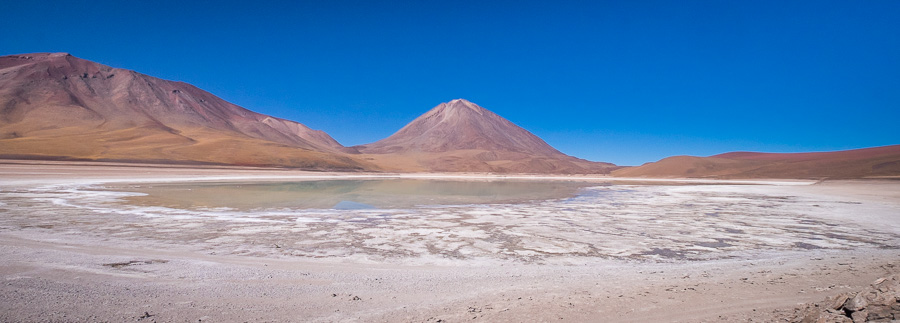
xmin=2 ymin=1 xmax=898 ymax=165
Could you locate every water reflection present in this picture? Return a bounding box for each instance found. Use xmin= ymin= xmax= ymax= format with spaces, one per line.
xmin=117 ymin=179 xmax=599 ymax=210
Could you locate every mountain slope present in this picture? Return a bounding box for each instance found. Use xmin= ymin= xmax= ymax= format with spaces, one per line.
xmin=0 ymin=53 xmax=366 ymax=169
xmin=355 ymin=99 xmax=618 ymax=174
xmin=357 ymin=99 xmax=562 ymax=155
xmin=612 ymin=145 xmax=900 ymax=179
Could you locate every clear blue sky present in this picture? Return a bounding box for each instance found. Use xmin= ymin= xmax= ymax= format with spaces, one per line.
xmin=2 ymin=1 xmax=898 ymax=165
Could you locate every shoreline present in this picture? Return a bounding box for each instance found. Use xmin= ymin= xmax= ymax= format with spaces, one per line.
xmin=0 ymin=159 xmax=817 ymax=187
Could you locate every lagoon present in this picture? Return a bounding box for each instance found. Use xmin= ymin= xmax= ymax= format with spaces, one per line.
xmin=114 ymin=179 xmax=597 ymax=211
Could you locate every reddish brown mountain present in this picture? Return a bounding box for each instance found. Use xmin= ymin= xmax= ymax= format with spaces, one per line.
xmin=355 ymin=99 xmax=618 ymax=173
xmin=0 ymin=53 xmax=366 ymax=169
xmin=612 ymin=145 xmax=900 ymax=179
xmin=0 ymin=53 xmax=619 ymax=173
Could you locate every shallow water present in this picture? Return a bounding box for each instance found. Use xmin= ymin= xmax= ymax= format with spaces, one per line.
xmin=2 ymin=179 xmax=898 ymax=263
xmin=113 ymin=179 xmax=598 ymax=210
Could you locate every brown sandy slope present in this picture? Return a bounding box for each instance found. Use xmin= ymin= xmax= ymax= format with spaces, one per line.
xmin=0 ymin=53 xmax=368 ymax=170
xmin=355 ymin=99 xmax=618 ymax=174
xmin=613 ymin=145 xmax=900 ymax=179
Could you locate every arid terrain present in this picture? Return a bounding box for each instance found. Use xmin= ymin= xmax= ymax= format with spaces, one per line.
xmin=4 ymin=53 xmax=899 ymax=178
xmin=613 ymin=145 xmax=900 ymax=179
xmin=1 ymin=161 xmax=898 ymax=322
xmin=0 ymin=53 xmax=616 ymax=174
xmin=3 ymin=0 xmax=899 ymax=320
xmin=0 ymin=53 xmax=368 ymax=170
xmin=2 ymin=51 xmax=900 ymax=323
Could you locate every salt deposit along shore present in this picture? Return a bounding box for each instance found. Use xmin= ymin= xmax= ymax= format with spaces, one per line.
xmin=1 ymin=161 xmax=899 ymax=322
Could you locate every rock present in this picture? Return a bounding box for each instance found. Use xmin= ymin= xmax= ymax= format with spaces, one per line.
xmin=786 ymin=274 xmax=900 ymax=322
xmin=797 ymin=306 xmax=825 ymax=323
xmin=826 ymin=313 xmax=853 ymax=323
xmin=866 ymin=304 xmax=895 ymax=321
xmin=829 ymin=293 xmax=851 ymax=310
xmin=798 ymin=313 xmax=819 ymax=323
xmin=844 ymin=293 xmax=868 ymax=312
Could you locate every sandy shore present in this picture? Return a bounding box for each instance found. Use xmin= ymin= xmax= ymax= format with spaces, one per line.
xmin=1 ymin=161 xmax=898 ymax=322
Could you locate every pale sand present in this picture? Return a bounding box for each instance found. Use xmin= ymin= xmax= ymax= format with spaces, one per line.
xmin=1 ymin=160 xmax=898 ymax=322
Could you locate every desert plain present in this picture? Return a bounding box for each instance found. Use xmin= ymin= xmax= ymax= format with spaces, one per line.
xmin=0 ymin=161 xmax=898 ymax=322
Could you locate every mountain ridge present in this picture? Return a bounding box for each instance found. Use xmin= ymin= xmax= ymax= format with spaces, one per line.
xmin=612 ymin=145 xmax=900 ymax=179
xmin=0 ymin=52 xmax=366 ymax=169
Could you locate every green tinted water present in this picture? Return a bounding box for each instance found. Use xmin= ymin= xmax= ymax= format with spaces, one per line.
xmin=116 ymin=179 xmax=598 ymax=210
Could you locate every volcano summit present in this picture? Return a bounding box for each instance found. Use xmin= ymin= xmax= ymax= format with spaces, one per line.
xmin=355 ymin=99 xmax=617 ymax=173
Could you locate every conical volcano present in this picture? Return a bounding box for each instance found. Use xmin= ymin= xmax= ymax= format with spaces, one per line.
xmin=358 ymin=99 xmax=563 ymax=155
xmin=356 ymin=99 xmax=617 ymax=174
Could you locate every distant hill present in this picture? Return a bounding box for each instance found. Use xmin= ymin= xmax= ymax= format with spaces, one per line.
xmin=355 ymin=99 xmax=618 ymax=174
xmin=612 ymin=145 xmax=900 ymax=179
xmin=0 ymin=53 xmax=367 ymax=170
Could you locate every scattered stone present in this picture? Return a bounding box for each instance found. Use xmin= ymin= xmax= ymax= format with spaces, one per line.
xmin=787 ymin=273 xmax=900 ymax=322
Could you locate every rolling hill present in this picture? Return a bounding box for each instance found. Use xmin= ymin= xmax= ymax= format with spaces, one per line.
xmin=612 ymin=145 xmax=900 ymax=179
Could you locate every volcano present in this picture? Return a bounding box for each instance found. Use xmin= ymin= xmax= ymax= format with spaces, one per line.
xmin=355 ymin=99 xmax=618 ymax=174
